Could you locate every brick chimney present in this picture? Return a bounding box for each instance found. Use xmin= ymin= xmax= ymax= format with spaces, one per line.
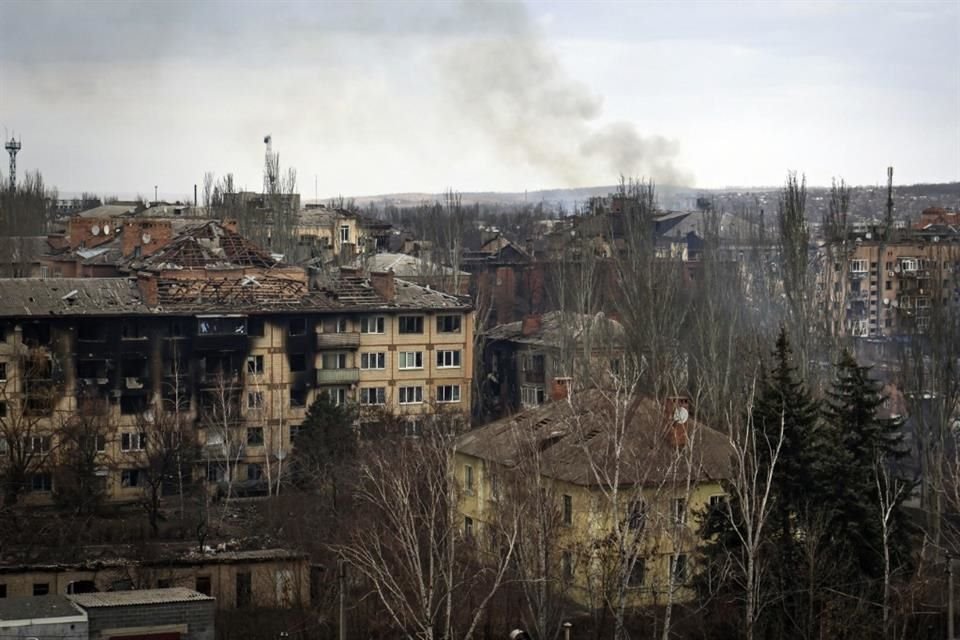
xmin=521 ymin=313 xmax=542 ymax=337
xmin=551 ymin=376 xmax=571 ymax=401
xmin=370 ymin=270 xmax=395 ymax=302
xmin=137 ymin=273 xmax=159 ymax=307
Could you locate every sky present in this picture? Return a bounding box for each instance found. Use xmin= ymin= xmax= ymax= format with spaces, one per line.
xmin=1 ymin=0 xmax=958 ymax=199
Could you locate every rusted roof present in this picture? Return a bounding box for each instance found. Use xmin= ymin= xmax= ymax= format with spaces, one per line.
xmin=69 ymin=588 xmax=213 ymax=608
xmin=457 ymin=389 xmax=733 ymax=488
xmin=0 ymin=278 xmax=144 ymax=317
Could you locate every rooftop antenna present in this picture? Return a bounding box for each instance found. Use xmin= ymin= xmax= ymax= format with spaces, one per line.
xmin=263 ymin=134 xmax=279 ymax=195
xmin=5 ymin=135 xmax=21 ymax=191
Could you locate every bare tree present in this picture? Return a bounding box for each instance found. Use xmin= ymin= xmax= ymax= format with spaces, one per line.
xmin=334 ymin=414 xmax=519 ymax=639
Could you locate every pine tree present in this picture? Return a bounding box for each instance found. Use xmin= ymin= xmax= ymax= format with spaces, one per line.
xmin=290 ymin=393 xmax=357 ymax=511
xmin=822 ymin=349 xmax=910 ymax=578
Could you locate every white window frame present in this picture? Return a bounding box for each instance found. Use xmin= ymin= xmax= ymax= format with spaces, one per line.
xmin=360 ymin=352 xmax=386 ymax=370
xmin=360 ymin=387 xmax=386 ymax=406
xmin=398 ymin=351 xmax=424 ymax=370
xmin=398 ymin=386 xmax=423 ymax=405
xmin=521 ymin=385 xmax=545 ymax=408
xmin=360 ymin=316 xmax=385 ymax=334
xmin=247 ymin=391 xmax=264 ymax=409
xmin=850 ymin=258 xmax=868 ymax=273
xmin=437 ymin=384 xmax=461 ymax=403
xmin=121 ymin=432 xmax=146 ymax=451
xmin=436 ymin=350 xmax=461 ymax=368
xmin=339 ymin=224 xmax=350 ymax=244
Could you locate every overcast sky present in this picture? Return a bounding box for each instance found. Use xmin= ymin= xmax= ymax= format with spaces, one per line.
xmin=1 ymin=0 xmax=957 ymax=199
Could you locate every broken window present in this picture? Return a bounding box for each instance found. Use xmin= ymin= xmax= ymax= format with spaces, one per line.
xmin=195 ymin=576 xmax=212 ymax=596
xmin=247 ymin=391 xmax=264 ymax=409
xmin=290 ymin=387 xmax=307 ymax=408
xmin=197 ymin=316 xmax=247 ymax=336
xmin=0 ymin=361 xmax=6 ymax=381
xmin=121 ymin=319 xmax=145 ymax=340
xmin=247 ymin=355 xmax=264 ymax=375
xmin=248 ymin=316 xmax=265 ymax=337
xmin=121 ymin=469 xmax=141 ymax=487
xmin=398 ymin=315 xmax=423 ymax=334
xmin=288 ymin=318 xmax=307 ymax=336
xmin=289 ymin=353 xmax=306 ymax=372
xmin=436 ymin=314 xmax=461 ymax=333
xmin=236 ymin=572 xmax=252 ymax=608
xmin=120 ymin=394 xmax=148 ymax=415
xmin=246 ymin=427 xmax=264 ymax=446
xmin=247 ymin=463 xmax=263 ymax=481
xmin=33 ymin=583 xmax=50 ymax=596
xmin=77 ymin=320 xmax=105 ymax=341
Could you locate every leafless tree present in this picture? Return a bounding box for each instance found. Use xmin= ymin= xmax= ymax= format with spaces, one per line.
xmin=52 ymin=394 xmax=114 ymax=516
xmin=334 ymin=414 xmax=519 ymax=639
xmin=777 ymin=173 xmax=814 ymax=380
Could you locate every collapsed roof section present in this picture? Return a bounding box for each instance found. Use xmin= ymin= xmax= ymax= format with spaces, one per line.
xmin=128 ymin=220 xmax=279 ymax=271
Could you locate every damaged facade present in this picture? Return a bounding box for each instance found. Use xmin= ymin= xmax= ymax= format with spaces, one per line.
xmin=0 ymin=221 xmax=473 ymax=505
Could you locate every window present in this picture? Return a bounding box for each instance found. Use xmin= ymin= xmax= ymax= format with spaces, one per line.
xmin=289 ymin=353 xmax=307 ymax=372
xmin=195 ymin=576 xmax=212 ymax=596
xmin=207 ymin=464 xmax=225 ymax=483
xmin=464 ymin=516 xmax=474 ymax=540
xmin=30 ymin=473 xmax=52 ymax=492
xmin=247 ymin=391 xmax=264 ymax=409
xmin=33 ymin=583 xmax=50 ymax=596
xmin=398 ymin=315 xmax=424 ymax=334
xmin=464 ymin=464 xmax=474 ymax=493
xmin=562 ymin=550 xmax=574 ymax=580
xmin=0 ymin=584 xmax=6 ymax=598
xmin=247 ymin=463 xmax=263 ymax=481
xmin=0 ymin=402 xmax=5 ymax=418
xmin=324 ymin=387 xmax=347 ymax=406
xmin=246 ymin=355 xmax=264 ymax=375
xmin=436 ymin=350 xmax=461 ymax=368
xmin=81 ymin=435 xmax=107 ymax=453
xmin=360 ymin=316 xmax=385 ymax=334
xmin=0 ymin=362 xmax=6 ymax=381
xmin=288 ymin=317 xmax=307 ymax=336
xmin=27 ymin=436 xmax=51 ymax=453
xmin=248 ymin=316 xmax=265 ymax=337
xmin=521 ymin=385 xmax=545 ymax=408
xmin=673 ymin=498 xmax=687 ymax=524
xmin=322 ymin=353 xmax=348 ymax=369
xmin=404 ymin=419 xmax=422 ymax=437
xmin=339 ymin=224 xmax=351 ymax=243
xmin=671 ymin=554 xmax=688 ymax=583
xmin=290 ymin=387 xmax=307 ymax=408
xmin=360 ymin=352 xmax=386 ymax=369
xmin=336 ymin=317 xmax=349 ymax=333
xmin=121 ymin=319 xmax=145 ymax=340
xmin=850 ymin=259 xmax=868 ymax=273
xmin=437 ymin=385 xmax=461 ymax=403
xmin=436 ymin=314 xmax=461 ymax=333
xmin=629 ymin=559 xmax=646 ymax=587
xmin=121 ymin=432 xmax=146 ymax=451
xmin=157 ymin=579 xmax=171 ymax=589
xmin=198 ymin=316 xmax=246 ymax=335
xmin=360 ymin=387 xmax=386 ymax=405
xmin=121 ymin=469 xmax=141 ymax=488
xmin=398 ymin=351 xmax=423 ymax=369
xmin=628 ymin=500 xmax=647 ymax=530
xmin=247 ymin=427 xmax=264 ymax=446
xmin=236 ymin=572 xmax=252 ymax=608
xmin=709 ymin=495 xmax=727 ymax=512
xmin=398 ymin=386 xmax=423 ymax=405
xmin=563 ymin=494 xmax=573 ymax=526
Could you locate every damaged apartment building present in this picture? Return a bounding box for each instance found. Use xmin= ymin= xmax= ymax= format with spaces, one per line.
xmin=0 ymin=220 xmax=473 ymax=504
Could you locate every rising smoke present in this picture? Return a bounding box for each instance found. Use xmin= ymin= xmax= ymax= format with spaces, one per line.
xmin=438 ymin=1 xmax=691 ymax=187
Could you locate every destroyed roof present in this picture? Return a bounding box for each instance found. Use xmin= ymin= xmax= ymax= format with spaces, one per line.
xmin=69 ymin=588 xmax=213 ymax=608
xmin=155 ymin=274 xmax=314 ymax=311
xmin=298 ymin=207 xmax=356 ymax=226
xmin=128 ymin=221 xmax=279 ymax=271
xmin=457 ymin=389 xmax=733 ymax=488
xmin=0 ymin=278 xmax=144 ymax=317
xmin=0 ymin=595 xmax=86 ymax=623
xmin=356 ymin=252 xmax=468 ymax=278
xmin=313 ymin=270 xmax=470 ymax=311
xmin=0 ymin=544 xmax=307 ymax=570
xmin=486 ymin=311 xmax=624 ymax=348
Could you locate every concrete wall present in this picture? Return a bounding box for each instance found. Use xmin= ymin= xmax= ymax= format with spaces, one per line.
xmin=85 ymin=600 xmax=215 ymax=640
xmin=0 ymin=620 xmax=87 ymax=640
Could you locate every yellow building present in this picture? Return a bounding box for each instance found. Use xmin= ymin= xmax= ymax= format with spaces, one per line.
xmin=455 ymin=388 xmax=731 ymax=610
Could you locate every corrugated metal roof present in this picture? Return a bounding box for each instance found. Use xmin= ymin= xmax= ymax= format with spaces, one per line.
xmin=69 ymin=588 xmax=213 ymax=608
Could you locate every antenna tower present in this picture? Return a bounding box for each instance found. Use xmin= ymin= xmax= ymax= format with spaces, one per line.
xmin=263 ymin=135 xmax=279 ymax=195
xmin=5 ymin=136 xmax=21 ymax=191
xmin=884 ymin=166 xmax=894 ymax=239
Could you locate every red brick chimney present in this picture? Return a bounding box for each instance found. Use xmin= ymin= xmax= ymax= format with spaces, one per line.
xmin=370 ymin=270 xmax=395 ymax=302
xmin=137 ymin=273 xmax=159 ymax=306
xmin=551 ymin=376 xmax=571 ymax=401
xmin=521 ymin=313 xmax=542 ymax=337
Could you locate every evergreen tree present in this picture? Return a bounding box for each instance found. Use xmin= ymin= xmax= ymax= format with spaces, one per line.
xmin=290 ymin=393 xmax=357 ymax=511
xmin=822 ymin=349 xmax=911 ymax=578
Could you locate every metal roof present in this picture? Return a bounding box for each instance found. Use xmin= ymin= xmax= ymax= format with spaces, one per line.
xmin=0 ymin=278 xmax=145 ymax=317
xmin=69 ymin=588 xmax=213 ymax=608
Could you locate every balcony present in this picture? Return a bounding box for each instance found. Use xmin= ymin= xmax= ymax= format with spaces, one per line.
xmin=316 ymin=332 xmax=361 ymax=350
xmin=316 ymin=368 xmax=360 ymax=385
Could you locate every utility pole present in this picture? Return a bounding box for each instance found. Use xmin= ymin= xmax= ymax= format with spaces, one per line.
xmin=949 ymin=553 xmax=955 ymax=640
xmin=338 ymin=558 xmax=346 ymax=640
